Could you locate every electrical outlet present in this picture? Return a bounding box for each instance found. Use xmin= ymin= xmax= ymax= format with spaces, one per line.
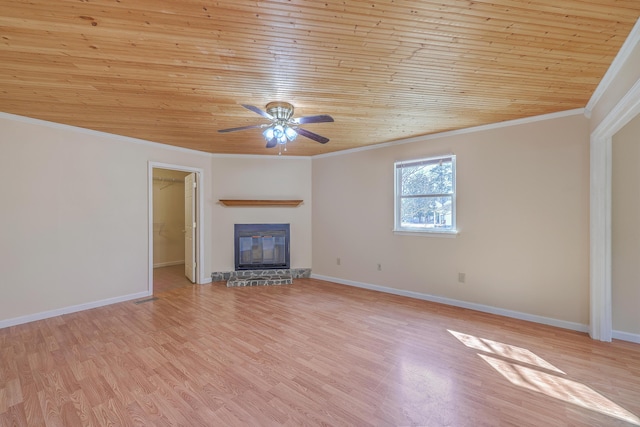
xmin=337 ymin=257 xmax=341 ymax=265
xmin=458 ymin=272 xmax=466 ymax=283
xmin=377 ymin=263 xmax=382 ymax=271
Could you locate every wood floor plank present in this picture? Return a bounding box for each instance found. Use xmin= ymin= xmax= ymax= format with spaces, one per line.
xmin=0 ymin=402 xmax=28 ymax=427
xmin=15 ymin=383 xmax=43 ymax=427
xmin=1 ymin=278 xmax=639 ymax=426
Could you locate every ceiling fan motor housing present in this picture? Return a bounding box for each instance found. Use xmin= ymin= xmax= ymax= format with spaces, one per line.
xmin=266 ymin=101 xmax=294 ymax=121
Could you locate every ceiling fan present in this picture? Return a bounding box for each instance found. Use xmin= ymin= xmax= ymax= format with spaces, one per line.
xmin=218 ymin=102 xmax=334 ymax=152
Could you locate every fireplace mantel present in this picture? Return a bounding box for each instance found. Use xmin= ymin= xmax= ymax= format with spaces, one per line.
xmin=219 ymin=199 xmax=303 ymax=207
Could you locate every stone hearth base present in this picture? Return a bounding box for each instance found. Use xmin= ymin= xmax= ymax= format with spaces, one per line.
xmin=212 ymin=268 xmax=311 ymax=288
xmin=227 ymin=272 xmax=292 ymax=287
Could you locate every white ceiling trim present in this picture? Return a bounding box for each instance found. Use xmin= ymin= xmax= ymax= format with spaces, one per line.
xmin=0 ymin=111 xmax=213 ymax=157
xmin=1 ymin=111 xmax=314 ymax=159
xmin=313 ymin=108 xmax=586 ymax=159
xmin=0 ymin=107 xmax=588 ymax=161
xmin=586 ymin=17 xmax=640 ymax=116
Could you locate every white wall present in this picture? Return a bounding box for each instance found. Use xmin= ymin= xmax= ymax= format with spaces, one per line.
xmin=0 ymin=112 xmax=314 ymax=325
xmin=210 ymin=156 xmax=312 ymax=272
xmin=312 ymin=113 xmax=591 ymax=325
xmin=0 ymin=113 xmax=213 ymax=324
xmin=612 ymin=114 xmax=640 ymax=334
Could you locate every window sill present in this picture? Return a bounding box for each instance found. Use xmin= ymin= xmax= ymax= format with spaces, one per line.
xmin=219 ymin=199 xmax=303 ymax=207
xmin=393 ymin=229 xmax=459 ymax=238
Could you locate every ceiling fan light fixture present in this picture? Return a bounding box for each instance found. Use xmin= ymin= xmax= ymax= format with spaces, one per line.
xmin=284 ymin=126 xmax=298 ymax=141
xmin=263 ymin=127 xmax=275 ymax=140
xmin=272 ymin=124 xmax=285 ymax=139
xmin=263 ymin=123 xmax=297 ymax=146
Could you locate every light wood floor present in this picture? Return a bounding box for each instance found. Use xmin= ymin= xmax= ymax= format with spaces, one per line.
xmin=1 ymin=279 xmax=639 ymax=426
xmin=153 ymin=264 xmax=194 ymax=294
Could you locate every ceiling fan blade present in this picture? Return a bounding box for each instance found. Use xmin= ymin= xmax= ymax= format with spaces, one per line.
xmin=265 ymin=137 xmax=278 ymax=148
xmin=217 ymin=124 xmax=266 ymax=133
xmin=296 ymin=127 xmax=330 ymax=144
xmin=293 ymin=114 xmax=334 ymax=125
xmin=242 ymin=104 xmax=274 ymax=120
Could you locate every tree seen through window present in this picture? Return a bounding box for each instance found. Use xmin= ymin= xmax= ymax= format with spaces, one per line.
xmin=395 ymin=156 xmax=456 ymax=232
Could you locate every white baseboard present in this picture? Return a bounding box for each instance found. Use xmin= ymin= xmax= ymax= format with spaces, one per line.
xmin=0 ymin=291 xmax=151 ymax=329
xmin=612 ymin=330 xmax=640 ymax=344
xmin=199 ymin=277 xmax=212 ymax=284
xmin=311 ymin=274 xmax=590 ymax=334
xmin=6 ymin=274 xmax=638 ymax=344
xmin=153 ymin=260 xmax=185 ymax=268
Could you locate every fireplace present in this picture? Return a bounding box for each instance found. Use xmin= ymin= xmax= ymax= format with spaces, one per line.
xmin=234 ymin=224 xmax=290 ymax=270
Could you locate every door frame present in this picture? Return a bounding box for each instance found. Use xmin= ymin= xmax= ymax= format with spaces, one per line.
xmin=148 ymin=162 xmax=205 ymax=293
xmin=590 ymin=78 xmax=640 ymax=341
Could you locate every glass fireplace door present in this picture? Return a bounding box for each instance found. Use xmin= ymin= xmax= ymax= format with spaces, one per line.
xmin=236 ymin=227 xmax=288 ymax=270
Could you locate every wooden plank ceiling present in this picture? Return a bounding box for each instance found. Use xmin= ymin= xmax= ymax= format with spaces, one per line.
xmin=1 ymin=1 xmax=639 ymax=156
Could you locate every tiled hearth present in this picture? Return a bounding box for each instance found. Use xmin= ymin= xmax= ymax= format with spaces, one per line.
xmin=211 ymin=268 xmax=311 ymax=287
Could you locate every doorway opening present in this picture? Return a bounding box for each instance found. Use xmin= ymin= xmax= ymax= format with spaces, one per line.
xmin=148 ymin=162 xmax=204 ymax=294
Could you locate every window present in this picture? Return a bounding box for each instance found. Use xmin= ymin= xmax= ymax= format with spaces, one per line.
xmin=394 ymin=154 xmax=456 ymax=234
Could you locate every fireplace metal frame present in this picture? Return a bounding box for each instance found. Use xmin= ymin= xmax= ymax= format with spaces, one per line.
xmin=234 ymin=223 xmax=290 ymax=271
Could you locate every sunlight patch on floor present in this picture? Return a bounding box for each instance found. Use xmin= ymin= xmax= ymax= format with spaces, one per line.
xmin=448 ymin=330 xmax=640 ymax=425
xmin=448 ymin=330 xmax=564 ymax=374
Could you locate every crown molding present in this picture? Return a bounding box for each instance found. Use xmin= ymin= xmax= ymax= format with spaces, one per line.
xmin=0 ymin=111 xmax=213 ymax=157
xmin=312 ymin=108 xmax=585 ymax=159
xmin=1 ymin=112 xmax=315 ymax=159
xmin=1 ymin=107 xmax=587 ymax=161
xmin=586 ymin=17 xmax=640 ymax=115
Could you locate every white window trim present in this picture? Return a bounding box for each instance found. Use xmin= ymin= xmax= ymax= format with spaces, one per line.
xmin=393 ymin=230 xmax=458 ymax=238
xmin=394 ymin=154 xmax=457 ymax=236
